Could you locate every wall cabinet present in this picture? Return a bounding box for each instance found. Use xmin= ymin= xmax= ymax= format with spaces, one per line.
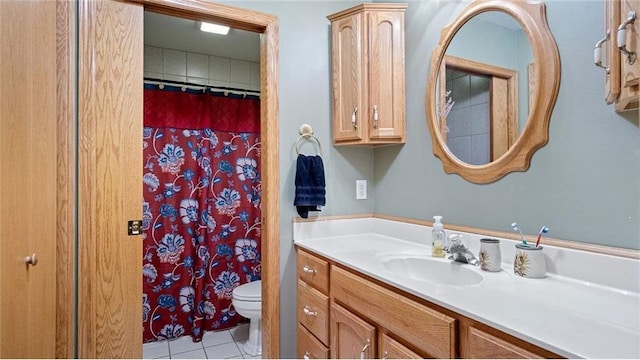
xmin=296 ymin=248 xmax=561 ymax=359
xmin=599 ymin=0 xmax=639 ymax=110
xmin=328 ymin=4 xmax=407 ymax=146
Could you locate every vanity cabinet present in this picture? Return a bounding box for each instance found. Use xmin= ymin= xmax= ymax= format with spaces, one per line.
xmin=600 ymin=0 xmax=639 ymax=110
xmin=295 ymin=247 xmax=560 ymax=359
xmin=327 ymin=4 xmax=407 ymax=146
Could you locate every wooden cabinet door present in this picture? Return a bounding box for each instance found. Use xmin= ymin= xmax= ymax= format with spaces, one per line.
xmin=0 ymin=1 xmax=58 ymax=357
xmin=605 ymin=0 xmax=622 ymax=104
xmin=379 ymin=333 xmax=422 ymax=359
xmin=616 ymin=0 xmax=640 ymax=110
xmin=331 ymin=13 xmax=364 ymax=143
xmin=77 ymin=0 xmax=143 ymax=357
xmin=367 ymin=10 xmax=405 ymax=142
xmin=330 ymin=302 xmax=376 ymax=359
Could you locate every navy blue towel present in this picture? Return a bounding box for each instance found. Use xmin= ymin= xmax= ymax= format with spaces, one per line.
xmin=294 ymin=154 xmax=326 ymax=218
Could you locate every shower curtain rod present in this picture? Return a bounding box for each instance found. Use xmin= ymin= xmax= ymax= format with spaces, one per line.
xmin=143 ymin=78 xmax=260 ymax=97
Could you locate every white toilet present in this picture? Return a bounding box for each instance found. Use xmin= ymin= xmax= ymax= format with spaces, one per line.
xmin=232 ymin=280 xmax=262 ymax=356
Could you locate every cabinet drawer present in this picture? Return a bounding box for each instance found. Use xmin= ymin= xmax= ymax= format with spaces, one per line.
xmin=297 ymin=249 xmax=329 ymax=293
xmin=380 ymin=333 xmax=422 ymax=359
xmin=462 ymin=326 xmax=543 ymax=359
xmin=331 ymin=266 xmax=456 ymax=358
xmin=297 ymin=323 xmax=329 ymax=359
xmin=297 ymin=279 xmax=329 ymax=345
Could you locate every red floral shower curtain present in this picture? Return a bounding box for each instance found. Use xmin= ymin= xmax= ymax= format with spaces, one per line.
xmin=142 ymin=84 xmax=261 ymax=343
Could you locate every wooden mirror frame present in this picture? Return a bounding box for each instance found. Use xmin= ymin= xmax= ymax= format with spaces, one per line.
xmin=426 ymin=0 xmax=560 ymax=184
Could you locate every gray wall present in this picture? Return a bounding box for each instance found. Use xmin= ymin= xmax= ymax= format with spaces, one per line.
xmin=218 ymin=1 xmax=372 ymax=357
xmin=219 ymin=0 xmax=638 ymax=357
xmin=375 ymin=0 xmax=639 ymax=250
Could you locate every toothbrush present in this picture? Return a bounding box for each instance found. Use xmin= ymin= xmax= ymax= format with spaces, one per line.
xmin=511 ymin=222 xmax=528 ymax=246
xmin=535 ymin=226 xmax=549 ymax=247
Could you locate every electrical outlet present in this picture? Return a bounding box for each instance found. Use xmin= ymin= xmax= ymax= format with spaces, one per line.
xmin=356 ymin=180 xmax=367 ymax=200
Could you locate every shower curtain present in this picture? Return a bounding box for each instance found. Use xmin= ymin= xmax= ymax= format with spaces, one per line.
xmin=142 ymin=83 xmax=261 ymax=343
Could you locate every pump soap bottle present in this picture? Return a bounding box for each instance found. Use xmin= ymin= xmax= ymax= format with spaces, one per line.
xmin=432 ymin=216 xmax=446 ymax=257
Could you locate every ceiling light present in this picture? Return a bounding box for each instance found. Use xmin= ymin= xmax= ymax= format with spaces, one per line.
xmin=199 ymin=22 xmax=230 ymax=35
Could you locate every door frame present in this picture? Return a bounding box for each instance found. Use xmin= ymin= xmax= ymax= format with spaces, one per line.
xmin=56 ymin=0 xmax=280 ymax=357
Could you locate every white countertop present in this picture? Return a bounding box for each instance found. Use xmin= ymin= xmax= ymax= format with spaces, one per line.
xmin=293 ymin=218 xmax=640 ymax=359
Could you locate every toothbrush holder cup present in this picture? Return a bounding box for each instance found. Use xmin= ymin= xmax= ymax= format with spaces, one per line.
xmin=513 ymin=244 xmax=546 ymax=279
xmin=479 ymin=238 xmax=501 ymax=272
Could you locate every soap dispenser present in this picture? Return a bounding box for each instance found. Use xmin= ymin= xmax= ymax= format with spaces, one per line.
xmin=432 ymin=216 xmax=446 ymax=257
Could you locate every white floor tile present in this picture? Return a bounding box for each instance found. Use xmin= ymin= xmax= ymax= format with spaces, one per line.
xmin=169 ymin=336 xmax=204 ymax=355
xmin=171 ymin=348 xmax=207 ymax=359
xmin=204 ymin=341 xmax=243 ymax=359
xmin=143 ymin=340 xmax=170 ymax=359
xmin=201 ymin=329 xmax=234 ymax=347
xmin=229 ymin=323 xmax=249 ymax=341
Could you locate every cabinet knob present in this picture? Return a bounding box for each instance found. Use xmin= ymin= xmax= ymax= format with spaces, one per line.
xmin=617 ymin=11 xmax=637 ymax=64
xmin=351 ymin=107 xmax=358 ymax=129
xmin=303 ymin=305 xmax=317 ymax=317
xmin=382 ymin=350 xmax=389 ymax=360
xmin=303 ymin=351 xmax=310 ymax=360
xmin=302 ymin=265 xmax=317 ymax=274
xmin=24 ymin=253 xmax=38 ymax=266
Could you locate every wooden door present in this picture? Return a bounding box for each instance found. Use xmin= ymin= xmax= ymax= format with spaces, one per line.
xmin=330 ymin=302 xmax=376 ymax=359
xmin=331 ymin=14 xmax=364 ymax=143
xmin=367 ymin=10 xmax=405 ymax=142
xmin=0 ymin=0 xmax=58 ymax=357
xmin=77 ymin=0 xmax=143 ymax=357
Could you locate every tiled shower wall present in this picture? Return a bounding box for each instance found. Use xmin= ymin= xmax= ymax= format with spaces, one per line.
xmin=445 ymin=71 xmax=490 ymax=165
xmin=144 ymin=45 xmax=260 ymax=92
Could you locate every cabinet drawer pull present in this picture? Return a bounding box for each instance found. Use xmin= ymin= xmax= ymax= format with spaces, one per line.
xmin=594 ymin=31 xmax=611 ymax=73
xmin=372 ymin=105 xmax=378 ymax=129
xmin=617 ymin=10 xmax=637 ymax=64
xmin=360 ymin=339 xmax=371 ymax=359
xmin=302 ymin=265 xmax=317 ymax=274
xmin=351 ymin=107 xmax=358 ymax=129
xmin=303 ymin=305 xmax=318 ymax=317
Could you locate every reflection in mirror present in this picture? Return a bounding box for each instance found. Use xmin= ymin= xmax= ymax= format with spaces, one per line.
xmin=437 ymin=11 xmax=533 ymax=165
xmin=426 ymin=0 xmax=560 ymax=184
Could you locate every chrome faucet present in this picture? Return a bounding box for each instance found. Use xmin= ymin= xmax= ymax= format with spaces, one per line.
xmin=447 ymin=234 xmax=479 ymax=266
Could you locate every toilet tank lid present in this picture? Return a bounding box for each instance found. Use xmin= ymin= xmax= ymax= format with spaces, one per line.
xmin=233 ymin=280 xmax=262 ymax=299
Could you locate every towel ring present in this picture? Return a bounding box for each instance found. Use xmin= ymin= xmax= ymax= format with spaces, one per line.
xmin=295 ymin=124 xmax=322 ymax=156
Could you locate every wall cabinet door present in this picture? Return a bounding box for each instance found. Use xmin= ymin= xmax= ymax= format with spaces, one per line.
xmin=330 ymin=302 xmax=376 ymax=359
xmin=1 ymin=1 xmax=58 ymax=357
xmin=616 ymin=0 xmax=640 ymax=111
xmin=331 ymin=13 xmax=364 ymax=143
xmin=329 ymin=4 xmax=406 ymax=146
xmin=601 ymin=0 xmax=639 ymax=110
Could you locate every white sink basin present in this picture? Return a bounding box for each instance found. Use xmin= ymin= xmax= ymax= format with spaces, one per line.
xmin=379 ymin=254 xmax=484 ymax=286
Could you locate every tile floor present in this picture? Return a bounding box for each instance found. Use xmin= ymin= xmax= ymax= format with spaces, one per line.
xmin=143 ymin=323 xmax=260 ymax=359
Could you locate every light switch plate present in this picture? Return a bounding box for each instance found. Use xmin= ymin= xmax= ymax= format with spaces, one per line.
xmin=356 ymin=180 xmax=367 ymax=200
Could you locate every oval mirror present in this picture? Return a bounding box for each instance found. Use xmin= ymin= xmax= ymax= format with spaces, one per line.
xmin=426 ymin=0 xmax=560 ymax=183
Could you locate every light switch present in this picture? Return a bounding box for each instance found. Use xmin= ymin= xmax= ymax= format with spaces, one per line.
xmin=356 ymin=180 xmax=367 ymax=200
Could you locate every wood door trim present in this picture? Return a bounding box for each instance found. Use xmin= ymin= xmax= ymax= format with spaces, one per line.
xmin=56 ymin=0 xmax=76 ymax=358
